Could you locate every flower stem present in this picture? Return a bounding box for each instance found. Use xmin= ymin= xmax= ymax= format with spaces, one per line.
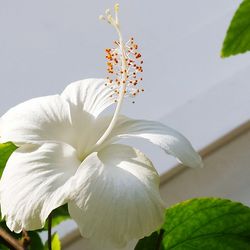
xmin=155 ymin=229 xmax=164 ymax=250
xmin=22 ymin=230 xmax=31 ymax=250
xmin=0 ymin=227 xmax=24 ymax=250
xmin=48 ymin=214 xmax=52 ymax=250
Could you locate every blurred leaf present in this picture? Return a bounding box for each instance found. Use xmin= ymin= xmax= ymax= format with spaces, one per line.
xmin=0 ymin=142 xmax=17 ymax=177
xmin=221 ymin=0 xmax=250 ymax=57
xmin=29 ymin=231 xmax=44 ymax=250
xmin=161 ymin=198 xmax=250 ymax=249
xmin=44 ymin=233 xmax=61 ymax=250
xmin=42 ymin=204 xmax=70 ymax=230
xmin=0 ymin=243 xmax=9 ymax=250
xmin=135 ymin=231 xmax=164 ymax=250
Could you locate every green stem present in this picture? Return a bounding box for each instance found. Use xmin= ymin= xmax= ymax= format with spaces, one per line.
xmin=155 ymin=229 xmax=164 ymax=250
xmin=48 ymin=214 xmax=52 ymax=250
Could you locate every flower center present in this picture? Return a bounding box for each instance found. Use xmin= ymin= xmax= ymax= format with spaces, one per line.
xmin=91 ymin=4 xmax=143 ymax=151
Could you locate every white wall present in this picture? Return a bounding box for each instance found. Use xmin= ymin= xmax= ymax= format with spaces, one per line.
xmin=161 ymin=129 xmax=250 ymax=207
xmin=1 ymin=0 xmax=249 ymax=121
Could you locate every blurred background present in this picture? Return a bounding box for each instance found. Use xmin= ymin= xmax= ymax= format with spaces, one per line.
xmin=0 ymin=1 xmax=250 ymax=249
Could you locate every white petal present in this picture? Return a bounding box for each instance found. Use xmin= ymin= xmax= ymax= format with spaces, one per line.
xmin=59 ymin=79 xmax=116 ymax=157
xmin=0 ymin=93 xmax=99 ymax=158
xmin=0 ymin=79 xmax=113 ymax=154
xmin=102 ymin=116 xmax=203 ymax=168
xmin=61 ymin=78 xmax=114 ymax=118
xmin=67 ymin=144 xmax=165 ymax=249
xmin=0 ymin=142 xmax=80 ymax=232
xmin=0 ymin=95 xmax=73 ymax=146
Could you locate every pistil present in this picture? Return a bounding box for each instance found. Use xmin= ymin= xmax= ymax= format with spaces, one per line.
xmin=93 ymin=4 xmax=143 ymax=150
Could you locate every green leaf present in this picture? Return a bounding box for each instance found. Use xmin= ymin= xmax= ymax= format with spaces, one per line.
xmin=221 ymin=0 xmax=250 ymax=57
xmin=162 ymin=198 xmax=250 ymax=250
xmin=51 ymin=204 xmax=70 ymax=228
xmin=135 ymin=231 xmax=164 ymax=250
xmin=44 ymin=233 xmax=61 ymax=250
xmin=0 ymin=142 xmax=17 ymax=177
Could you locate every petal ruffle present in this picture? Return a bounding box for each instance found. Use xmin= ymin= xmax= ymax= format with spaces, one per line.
xmin=0 ymin=95 xmax=73 ymax=146
xmin=59 ymin=79 xmax=116 ymax=157
xmin=101 ymin=116 xmax=203 ymax=168
xmin=0 ymin=142 xmax=80 ymax=232
xmin=61 ymin=78 xmax=114 ymax=118
xmin=0 ymin=79 xmax=114 ymax=153
xmin=67 ymin=144 xmax=165 ymax=249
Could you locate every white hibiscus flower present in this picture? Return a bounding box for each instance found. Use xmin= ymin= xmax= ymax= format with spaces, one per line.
xmin=0 ymin=4 xmax=202 ymax=250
